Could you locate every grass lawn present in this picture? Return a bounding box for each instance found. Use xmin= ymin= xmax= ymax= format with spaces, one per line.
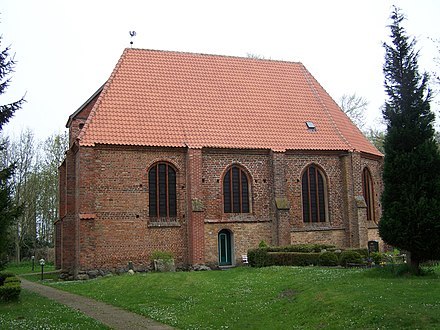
xmin=0 ymin=290 xmax=109 ymax=329
xmin=3 ymin=260 xmax=56 ymax=275
xmin=46 ymin=265 xmax=440 ymax=329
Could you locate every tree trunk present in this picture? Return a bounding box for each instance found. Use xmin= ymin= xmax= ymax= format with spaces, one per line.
xmin=409 ymin=254 xmax=421 ymax=275
xmin=15 ymin=223 xmax=20 ymax=263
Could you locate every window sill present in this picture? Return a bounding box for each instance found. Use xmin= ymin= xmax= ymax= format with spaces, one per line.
xmin=148 ymin=218 xmax=180 ymax=227
xmin=292 ymin=225 xmax=345 ymax=232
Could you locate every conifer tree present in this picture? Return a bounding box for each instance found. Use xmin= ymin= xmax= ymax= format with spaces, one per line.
xmin=0 ymin=35 xmax=24 ymax=268
xmin=379 ymin=7 xmax=440 ymax=272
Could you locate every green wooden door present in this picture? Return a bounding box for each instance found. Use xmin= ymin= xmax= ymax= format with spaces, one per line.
xmin=218 ymin=230 xmax=232 ymax=266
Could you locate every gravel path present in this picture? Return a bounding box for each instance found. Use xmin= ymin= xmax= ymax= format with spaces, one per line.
xmin=20 ymin=278 xmax=174 ymax=330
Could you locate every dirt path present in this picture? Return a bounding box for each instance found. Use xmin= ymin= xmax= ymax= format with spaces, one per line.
xmin=20 ymin=278 xmax=174 ymax=330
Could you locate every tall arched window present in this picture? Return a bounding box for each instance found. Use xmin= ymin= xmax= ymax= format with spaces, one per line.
xmin=223 ymin=165 xmax=250 ymax=213
xmin=362 ymin=167 xmax=375 ymax=222
xmin=302 ymin=164 xmax=327 ymax=222
xmin=149 ymin=162 xmax=177 ymax=218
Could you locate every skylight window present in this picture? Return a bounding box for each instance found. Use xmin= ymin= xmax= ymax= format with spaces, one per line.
xmin=306 ymin=121 xmax=316 ymax=130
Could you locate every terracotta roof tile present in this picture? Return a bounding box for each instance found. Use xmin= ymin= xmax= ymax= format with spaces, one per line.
xmin=77 ymin=49 xmax=382 ymax=157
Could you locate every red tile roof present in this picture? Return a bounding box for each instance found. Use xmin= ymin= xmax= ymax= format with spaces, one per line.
xmin=77 ymin=48 xmax=382 ymax=157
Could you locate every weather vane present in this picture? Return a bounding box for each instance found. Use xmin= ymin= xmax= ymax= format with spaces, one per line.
xmin=129 ymin=31 xmax=137 ymax=48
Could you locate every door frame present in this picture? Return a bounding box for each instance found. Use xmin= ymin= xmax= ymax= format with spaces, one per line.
xmin=218 ymin=229 xmax=233 ymax=266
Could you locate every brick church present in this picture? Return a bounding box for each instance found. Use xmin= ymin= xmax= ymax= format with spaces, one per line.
xmin=55 ymin=48 xmax=383 ymax=275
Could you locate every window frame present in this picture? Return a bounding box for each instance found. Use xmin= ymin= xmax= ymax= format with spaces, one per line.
xmin=301 ymin=164 xmax=328 ymax=223
xmin=148 ymin=162 xmax=177 ymax=219
xmin=362 ymin=167 xmax=375 ymax=222
xmin=222 ymin=165 xmax=251 ymax=214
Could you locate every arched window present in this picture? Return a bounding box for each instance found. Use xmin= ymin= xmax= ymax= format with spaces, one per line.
xmin=362 ymin=167 xmax=375 ymax=222
xmin=148 ymin=162 xmax=177 ymax=218
xmin=223 ymin=165 xmax=250 ymax=213
xmin=302 ymin=164 xmax=327 ymax=222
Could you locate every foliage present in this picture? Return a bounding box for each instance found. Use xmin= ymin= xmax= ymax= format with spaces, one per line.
xmin=347 ymin=248 xmax=369 ymax=258
xmin=370 ymin=252 xmax=384 ymax=264
xmin=4 ymin=276 xmax=20 ymax=284
xmin=365 ymin=128 xmax=385 ymax=154
xmin=247 ymin=248 xmax=320 ymax=267
xmin=247 ymin=248 xmax=270 ymax=267
xmin=339 ymin=93 xmax=368 ymax=129
xmin=269 ymin=252 xmax=320 ymax=266
xmin=0 ymin=290 xmax=109 ymax=329
xmin=0 ymin=131 xmax=67 ymax=262
xmin=258 ymin=240 xmax=268 ymax=248
xmin=0 ymin=281 xmax=20 ymax=301
xmin=379 ymin=7 xmax=440 ymax=272
xmin=0 ymin=34 xmax=24 ymax=269
xmin=151 ymin=251 xmax=174 ymax=260
xmin=3 ymin=260 xmax=55 ymax=275
xmin=0 ymin=273 xmax=21 ymax=301
xmin=319 ymin=251 xmax=339 ymax=266
xmin=266 ymin=244 xmax=336 ymax=253
xmin=44 ymin=265 xmax=440 ymax=329
xmin=339 ymin=251 xmax=363 ymax=266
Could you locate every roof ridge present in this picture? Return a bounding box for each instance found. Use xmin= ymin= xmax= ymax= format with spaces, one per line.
xmin=125 ymin=47 xmax=302 ymax=66
xmin=78 ymin=49 xmax=130 ymax=146
xmin=300 ymin=64 xmax=354 ymax=151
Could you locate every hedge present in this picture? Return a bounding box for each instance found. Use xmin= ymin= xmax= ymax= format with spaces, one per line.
xmin=0 ymin=272 xmax=15 ymax=286
xmin=266 ymin=244 xmax=336 ymax=253
xmin=319 ymin=251 xmax=339 ymax=266
xmin=0 ymin=274 xmax=21 ymax=301
xmin=0 ymin=282 xmax=21 ymax=301
xmin=248 ymin=249 xmax=320 ymax=267
xmin=339 ymin=250 xmax=364 ymax=266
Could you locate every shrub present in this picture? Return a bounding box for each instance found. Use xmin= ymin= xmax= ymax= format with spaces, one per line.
xmin=349 ymin=248 xmax=369 ymax=258
xmin=0 ymin=282 xmax=21 ymax=301
xmin=258 ymin=240 xmax=268 ymax=248
xmin=267 ymin=244 xmax=336 ymax=253
xmin=370 ymin=252 xmax=383 ymax=264
xmin=0 ymin=274 xmax=21 ymax=301
xmin=151 ymin=251 xmax=174 ymax=260
xmin=4 ymin=276 xmax=21 ymax=284
xmin=269 ymin=252 xmax=320 ymax=266
xmin=0 ymin=272 xmax=15 ymax=286
xmin=248 ymin=248 xmax=271 ymax=267
xmin=339 ymin=251 xmax=363 ymax=266
xmin=248 ymin=249 xmax=320 ymax=267
xmin=319 ymin=251 xmax=339 ymax=266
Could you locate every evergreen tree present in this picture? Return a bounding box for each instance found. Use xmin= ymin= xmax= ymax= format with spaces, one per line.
xmin=0 ymin=35 xmax=24 ymax=269
xmin=379 ymin=7 xmax=440 ymax=272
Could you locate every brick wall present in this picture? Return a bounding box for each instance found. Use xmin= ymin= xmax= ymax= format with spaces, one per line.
xmin=290 ymin=228 xmax=347 ymax=247
xmin=285 ymin=151 xmax=346 ymax=229
xmin=202 ymin=149 xmax=273 ymax=222
xmin=187 ymin=148 xmax=205 ymax=264
xmin=204 ymin=222 xmax=272 ymax=265
xmin=59 ymin=143 xmax=383 ymax=272
xmin=76 ymin=145 xmax=189 ymax=270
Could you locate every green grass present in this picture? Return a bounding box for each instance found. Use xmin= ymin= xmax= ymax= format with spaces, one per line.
xmin=46 ymin=265 xmax=440 ymax=329
xmin=2 ymin=260 xmax=56 ymax=275
xmin=0 ymin=289 xmax=109 ymax=329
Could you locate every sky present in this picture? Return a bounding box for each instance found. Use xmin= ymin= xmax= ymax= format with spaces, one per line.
xmin=1 ymin=0 xmax=439 ymax=141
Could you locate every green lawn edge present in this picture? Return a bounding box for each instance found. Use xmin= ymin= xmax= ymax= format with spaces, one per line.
xmin=41 ymin=265 xmax=440 ymax=329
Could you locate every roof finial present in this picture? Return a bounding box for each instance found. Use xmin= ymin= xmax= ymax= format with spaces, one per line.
xmin=129 ymin=31 xmax=137 ymax=48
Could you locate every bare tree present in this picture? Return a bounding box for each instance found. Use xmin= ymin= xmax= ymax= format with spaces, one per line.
xmin=339 ymin=93 xmax=368 ymax=130
xmin=4 ymin=129 xmax=38 ymax=261
xmin=35 ymin=132 xmax=68 ymax=245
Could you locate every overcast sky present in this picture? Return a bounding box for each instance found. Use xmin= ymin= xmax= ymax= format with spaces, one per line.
xmin=1 ymin=0 xmax=439 ymax=141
